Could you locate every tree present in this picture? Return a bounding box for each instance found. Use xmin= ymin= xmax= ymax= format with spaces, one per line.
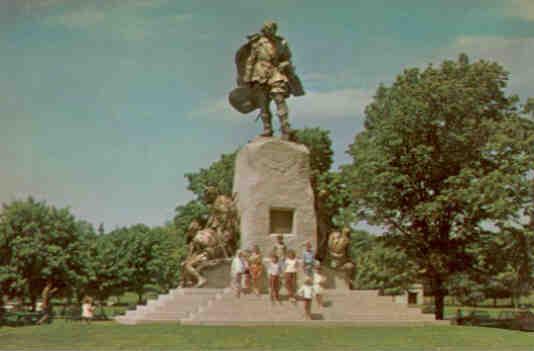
xmin=295 ymin=128 xmax=351 ymax=258
xmin=344 ymin=55 xmax=534 ymax=319
xmin=0 ymin=197 xmax=91 ymax=320
xmin=185 ymin=151 xmax=238 ymax=200
xmin=109 ymin=224 xmax=175 ymax=304
xmin=81 ymin=233 xmax=131 ymax=310
xmin=173 ymin=200 xmax=209 ymax=237
xmin=352 ymin=234 xmax=418 ymax=294
xmin=156 ymin=221 xmax=187 ymax=288
xmin=446 ymin=273 xmax=486 ymax=307
xmin=523 ymin=97 xmax=534 ymax=117
xmin=495 ymin=227 xmax=534 ymax=307
xmin=294 ymin=128 xmax=334 ymax=186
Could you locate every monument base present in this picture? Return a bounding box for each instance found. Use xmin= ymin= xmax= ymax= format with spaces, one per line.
xmin=202 ymin=259 xmax=231 ymax=288
xmin=322 ymin=266 xmax=352 ymax=290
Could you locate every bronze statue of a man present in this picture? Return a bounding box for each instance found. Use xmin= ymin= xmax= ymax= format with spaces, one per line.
xmin=229 ymin=21 xmax=305 ymax=140
xmin=327 ymin=227 xmax=356 ymax=288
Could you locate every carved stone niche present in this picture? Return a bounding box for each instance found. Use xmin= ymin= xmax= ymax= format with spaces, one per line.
xmin=269 ymin=208 xmax=294 ymax=235
xmin=233 ymin=137 xmax=317 ymax=254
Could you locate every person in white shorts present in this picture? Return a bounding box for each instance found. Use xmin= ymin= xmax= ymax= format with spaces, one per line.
xmin=284 ymin=249 xmax=299 ymax=302
xmin=297 ymin=277 xmax=314 ymax=320
xmin=313 ymin=265 xmax=327 ymax=308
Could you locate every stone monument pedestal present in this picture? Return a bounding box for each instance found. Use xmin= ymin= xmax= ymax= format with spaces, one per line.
xmin=233 ymin=137 xmax=317 ymax=254
xmin=202 ymin=259 xmax=232 ymax=288
xmin=322 ymin=266 xmax=352 ymax=290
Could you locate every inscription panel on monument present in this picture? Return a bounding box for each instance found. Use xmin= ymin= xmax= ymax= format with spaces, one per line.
xmin=269 ymin=208 xmax=294 ymax=234
xmin=253 ymin=143 xmax=301 ymax=176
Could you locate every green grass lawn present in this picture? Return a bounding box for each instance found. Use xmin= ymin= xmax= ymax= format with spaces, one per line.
xmin=1 ymin=320 xmax=533 ymax=350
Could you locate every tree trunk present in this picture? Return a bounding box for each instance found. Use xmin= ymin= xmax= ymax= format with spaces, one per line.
xmin=137 ymin=292 xmax=144 ymax=305
xmin=493 ymin=297 xmax=497 ymax=307
xmin=99 ymin=301 xmax=105 ymax=316
xmin=434 ymin=292 xmax=445 ymax=320
xmin=30 ymin=295 xmax=37 ymax=312
xmin=432 ymin=277 xmax=445 ymax=320
xmin=315 ymin=211 xmax=332 ymax=260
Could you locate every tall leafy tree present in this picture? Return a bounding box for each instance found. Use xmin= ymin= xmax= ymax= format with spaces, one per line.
xmin=495 ymin=227 xmax=534 ymax=307
xmin=109 ymin=224 xmax=175 ymax=304
xmin=156 ymin=221 xmax=187 ymax=288
xmin=344 ymin=55 xmax=534 ymax=319
xmin=446 ymin=273 xmax=486 ymax=307
xmin=185 ymin=151 xmax=238 ymax=200
xmin=352 ymin=234 xmax=418 ymax=294
xmin=0 ymin=197 xmax=91 ymax=316
xmin=295 ymin=128 xmax=351 ymax=258
xmin=81 ymin=233 xmax=131 ymax=308
xmin=173 ymin=200 xmax=209 ymax=237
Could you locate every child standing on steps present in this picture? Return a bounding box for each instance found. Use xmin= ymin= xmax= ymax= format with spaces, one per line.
xmin=302 ymin=241 xmax=315 ymax=277
xmin=297 ymin=277 xmax=314 ymax=320
xmin=313 ymin=265 xmax=327 ymax=308
xmin=231 ymin=250 xmax=246 ymax=298
xmin=268 ymin=254 xmax=282 ymax=303
xmin=284 ymin=249 xmax=299 ymax=302
xmin=273 ymin=234 xmax=287 ymax=273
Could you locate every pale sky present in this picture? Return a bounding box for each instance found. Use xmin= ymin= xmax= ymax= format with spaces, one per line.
xmin=1 ymin=0 xmax=533 ymax=230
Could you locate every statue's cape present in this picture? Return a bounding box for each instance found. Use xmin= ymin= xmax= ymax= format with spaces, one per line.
xmin=229 ymin=33 xmax=305 ymax=114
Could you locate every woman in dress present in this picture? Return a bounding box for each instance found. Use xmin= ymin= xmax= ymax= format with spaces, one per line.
xmin=248 ymin=245 xmax=264 ymax=296
xmin=268 ymin=254 xmax=282 ymax=303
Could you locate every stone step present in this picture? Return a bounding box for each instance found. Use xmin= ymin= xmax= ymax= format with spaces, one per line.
xmin=175 ymin=288 xmax=226 ymax=294
xmin=115 ymin=288 xmax=224 ymax=325
xmin=186 ymin=290 xmax=443 ymax=326
xmin=153 ymin=294 xmax=215 ymax=304
xmin=119 ymin=288 xmax=446 ymax=326
xmin=181 ymin=320 xmax=450 ymax=326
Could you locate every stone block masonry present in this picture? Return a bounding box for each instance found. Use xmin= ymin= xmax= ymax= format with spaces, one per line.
xmin=233 ymin=137 xmax=317 ymax=255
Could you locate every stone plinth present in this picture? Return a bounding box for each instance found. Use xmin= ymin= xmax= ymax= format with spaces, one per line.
xmin=233 ymin=137 xmax=317 ymax=254
xmin=203 ymin=260 xmax=231 ymax=288
xmin=322 ymin=266 xmax=352 ymax=290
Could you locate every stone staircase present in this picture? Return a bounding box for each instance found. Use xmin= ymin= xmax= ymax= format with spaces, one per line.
xmin=115 ymin=288 xmax=226 ymax=325
xmin=181 ymin=289 xmax=448 ymax=326
xmin=116 ymin=288 xmax=448 ymax=326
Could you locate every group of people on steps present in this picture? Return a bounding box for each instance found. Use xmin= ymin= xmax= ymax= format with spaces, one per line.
xmin=231 ymin=235 xmax=326 ymax=320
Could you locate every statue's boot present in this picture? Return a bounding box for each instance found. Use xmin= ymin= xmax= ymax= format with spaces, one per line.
xmin=280 ymin=114 xmax=293 ymax=141
xmin=260 ymin=113 xmax=273 ymax=137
